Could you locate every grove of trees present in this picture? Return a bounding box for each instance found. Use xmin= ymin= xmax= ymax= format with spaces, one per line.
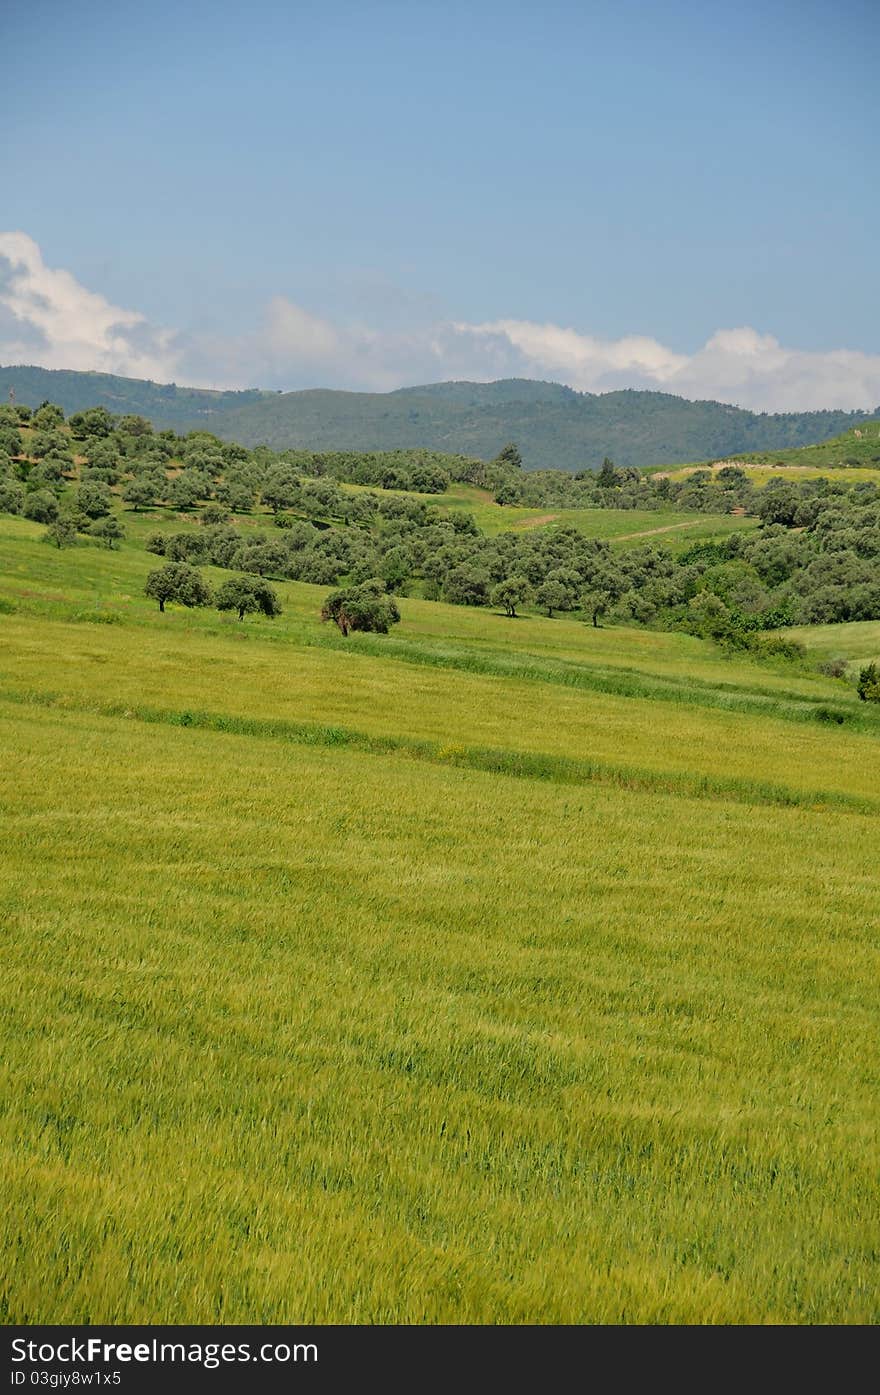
xmin=1 ymin=399 xmax=879 ymax=661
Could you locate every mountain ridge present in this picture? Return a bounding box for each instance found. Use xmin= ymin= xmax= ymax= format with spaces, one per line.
xmin=2 ymin=363 xmax=876 ymax=470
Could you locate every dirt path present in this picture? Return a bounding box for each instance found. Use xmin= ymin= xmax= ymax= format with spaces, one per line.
xmin=613 ymin=519 xmax=707 ymax=541
xmin=509 ymin=513 xmax=560 ymax=530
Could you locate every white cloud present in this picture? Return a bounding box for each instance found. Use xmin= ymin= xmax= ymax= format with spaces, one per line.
xmin=2 ymin=231 xmax=879 ymax=412
xmin=0 ymin=231 xmax=178 ymax=380
xmin=454 ymin=319 xmax=689 ymax=385
xmin=454 ymin=319 xmax=880 ymax=411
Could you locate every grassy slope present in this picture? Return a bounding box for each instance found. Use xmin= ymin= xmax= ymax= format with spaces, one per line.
xmin=340 ymin=480 xmax=759 ymax=546
xmin=659 ymin=421 xmax=880 ymax=483
xmin=734 ymin=421 xmax=880 ymax=469
xmin=663 ymin=463 xmax=880 ymax=487
xmin=1 ymin=515 xmax=879 ymax=1323
xmin=785 ymin=621 xmax=880 ymax=672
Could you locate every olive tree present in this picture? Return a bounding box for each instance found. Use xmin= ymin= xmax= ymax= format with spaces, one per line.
xmin=144 ymin=563 xmax=213 ymax=613
xmin=215 ymin=575 xmax=282 ymax=621
xmin=23 ymin=490 xmax=60 ymax=524
xmin=491 ymin=575 xmax=531 ymax=617
xmin=44 ymin=516 xmax=78 ymax=549
xmin=89 ymin=516 xmax=126 ymax=549
xmin=75 ymin=482 xmax=113 ymax=520
xmin=321 ymin=579 xmax=400 ymax=636
xmin=123 ymin=472 xmax=166 ymax=510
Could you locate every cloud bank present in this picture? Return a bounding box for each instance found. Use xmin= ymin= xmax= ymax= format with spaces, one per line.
xmin=2 ymin=231 xmax=879 ymax=413
xmin=0 ymin=232 xmax=178 ymax=381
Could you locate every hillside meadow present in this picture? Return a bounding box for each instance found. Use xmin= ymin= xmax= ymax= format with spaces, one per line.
xmin=662 ymin=462 xmax=880 ymax=488
xmin=1 ymin=510 xmax=879 ymax=1323
xmin=340 ymin=479 xmax=760 ymax=546
xmin=657 ymin=421 xmax=880 ymax=488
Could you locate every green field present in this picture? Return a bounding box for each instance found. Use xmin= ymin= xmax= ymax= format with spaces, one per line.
xmin=663 ymin=462 xmax=880 ymax=488
xmin=340 ymin=480 xmax=758 ymax=547
xmin=783 ymin=620 xmax=880 ymax=673
xmin=1 ymin=514 xmax=879 ymax=1324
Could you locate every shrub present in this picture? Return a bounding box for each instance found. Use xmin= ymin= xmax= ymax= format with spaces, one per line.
xmin=856 ymin=662 xmax=880 ymax=703
xmin=201 ymin=502 xmax=231 ymax=526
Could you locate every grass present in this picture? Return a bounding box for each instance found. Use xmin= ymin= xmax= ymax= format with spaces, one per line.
xmin=783 ymin=620 xmax=880 ymax=672
xmin=662 ymin=463 xmax=880 ymax=488
xmin=1 ymin=511 xmax=879 ymax=1323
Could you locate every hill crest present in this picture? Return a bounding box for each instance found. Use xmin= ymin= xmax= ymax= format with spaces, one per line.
xmin=1 ymin=363 xmax=876 ymax=470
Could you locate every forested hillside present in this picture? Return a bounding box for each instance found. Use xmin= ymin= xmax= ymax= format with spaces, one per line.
xmin=2 ymin=364 xmax=874 ymax=469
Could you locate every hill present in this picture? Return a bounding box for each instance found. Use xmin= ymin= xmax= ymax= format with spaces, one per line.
xmin=2 ymin=363 xmax=875 ymax=469
xmin=733 ymin=420 xmax=880 ymax=470
xmin=2 ymin=508 xmax=879 ymax=1323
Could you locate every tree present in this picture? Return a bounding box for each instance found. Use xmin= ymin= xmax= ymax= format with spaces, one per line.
xmin=117 ymin=414 xmax=153 ymax=437
xmin=443 ymin=564 xmax=491 ymax=607
xmin=89 ymin=516 xmax=126 ymax=549
xmin=758 ymin=482 xmax=800 ymax=527
xmin=684 ymin=590 xmax=733 ymax=639
xmin=144 ymin=563 xmax=212 ymax=613
xmin=579 ymin=562 xmax=623 ymax=628
xmin=218 ymin=480 xmax=256 ymax=513
xmin=535 ymin=578 xmax=567 ymax=617
xmin=494 ymin=442 xmax=523 ymax=471
xmin=23 ymin=489 xmax=60 ymax=524
xmin=597 ymin=457 xmax=619 ymax=488
xmin=857 ymin=662 xmax=880 ymax=703
xmin=44 ymin=516 xmax=78 ymax=549
xmin=494 ymin=481 xmax=524 ymax=505
xmin=216 ymin=575 xmax=282 ymax=621
xmin=233 ymin=539 xmax=290 ymax=577
xmin=0 ymin=480 xmax=24 ymax=515
xmin=536 ymin=567 xmax=579 ymax=616
xmin=491 ymin=574 xmax=531 ymax=617
xmin=68 ymin=406 xmax=114 ymax=439
xmin=32 ymin=402 xmax=65 ymax=430
xmin=262 ymin=467 xmax=301 ymax=513
xmin=123 ymin=473 xmax=165 ymax=510
xmin=29 ymin=429 xmax=66 ymax=460
xmin=580 ymin=583 xmax=616 ymax=628
xmin=167 ymin=473 xmax=204 ymax=510
xmin=295 ymin=552 xmax=341 ymax=586
xmin=39 ymin=449 xmax=73 ymax=479
xmin=301 ymin=478 xmax=341 ymax=518
xmin=0 ymin=426 xmax=22 ymax=458
xmin=75 ymin=482 xmax=113 ymax=520
xmin=321 ymin=579 xmax=401 ymax=636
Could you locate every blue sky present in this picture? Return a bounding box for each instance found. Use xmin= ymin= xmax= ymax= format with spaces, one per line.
xmin=1 ymin=0 xmax=878 ymax=408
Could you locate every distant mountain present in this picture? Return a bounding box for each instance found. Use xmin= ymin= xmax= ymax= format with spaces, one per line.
xmin=2 ymin=364 xmax=876 ymax=470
